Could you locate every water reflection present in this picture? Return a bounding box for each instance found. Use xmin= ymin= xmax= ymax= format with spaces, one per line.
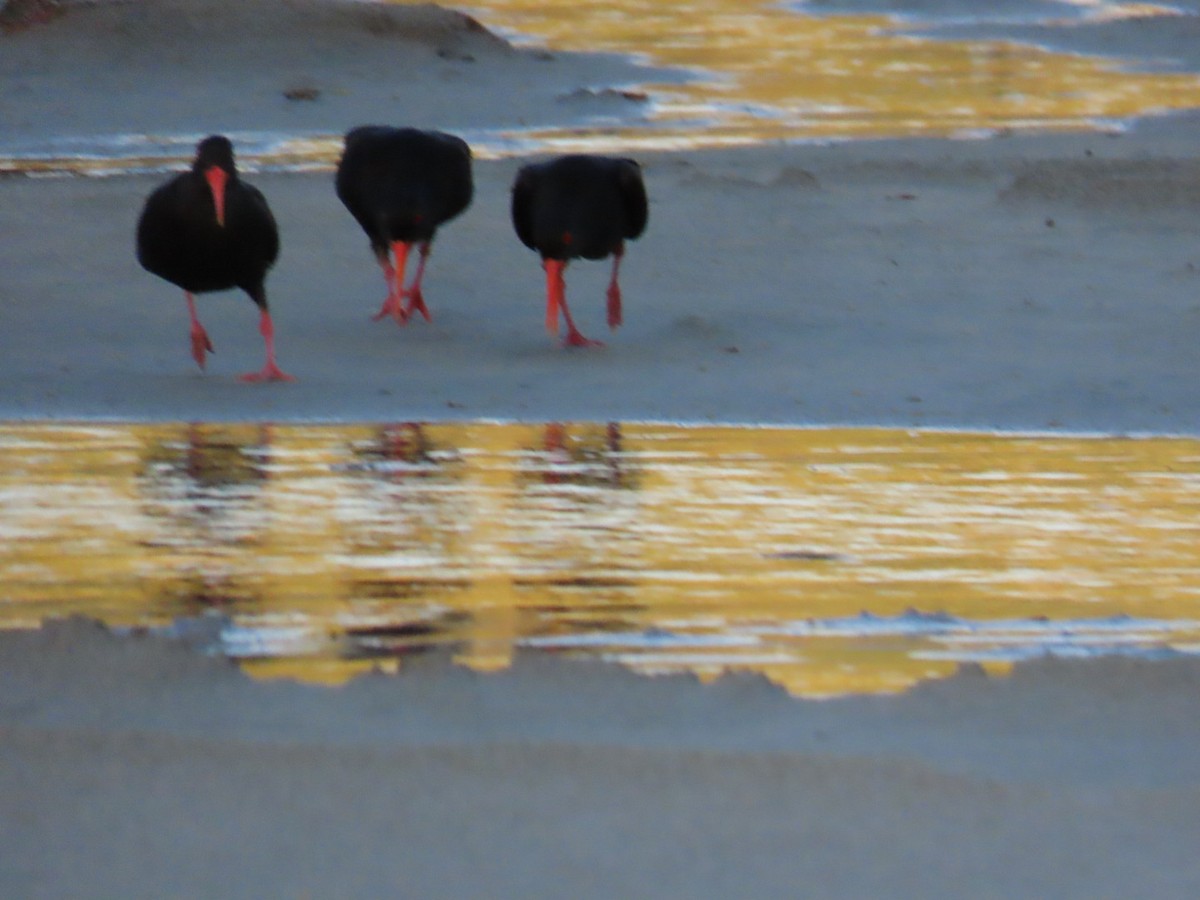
xmin=2 ymin=422 xmax=1200 ymax=695
xmin=7 ymin=3 xmax=1200 ymax=174
xmin=457 ymin=0 xmax=1200 ymax=147
xmin=139 ymin=423 xmax=271 ymax=540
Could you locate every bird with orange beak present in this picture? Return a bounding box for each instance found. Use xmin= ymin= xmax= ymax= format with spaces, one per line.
xmin=136 ymin=135 xmax=293 ymax=381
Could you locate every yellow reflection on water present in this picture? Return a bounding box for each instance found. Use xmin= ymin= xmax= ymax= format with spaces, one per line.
xmin=448 ymin=0 xmax=1200 ymax=146
xmin=2 ymin=422 xmax=1200 ymax=696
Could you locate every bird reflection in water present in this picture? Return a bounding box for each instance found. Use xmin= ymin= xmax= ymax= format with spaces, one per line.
xmin=515 ymin=422 xmax=644 ymax=642
xmin=536 ymin=422 xmax=636 ymax=490
xmin=136 ymin=423 xmax=273 ymax=617
xmin=340 ymin=423 xmax=472 ymax=661
xmin=351 ymin=422 xmax=441 ymax=480
xmin=139 ymin=423 xmax=271 ymax=526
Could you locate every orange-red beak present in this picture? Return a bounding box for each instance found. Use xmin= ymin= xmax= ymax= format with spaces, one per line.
xmin=204 ymin=165 xmax=228 ymax=227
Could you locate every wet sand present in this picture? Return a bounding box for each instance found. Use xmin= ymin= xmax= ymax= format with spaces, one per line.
xmin=4 ymin=617 xmax=1200 ymax=898
xmin=3 ymin=2 xmax=1200 ymax=896
xmin=8 ymin=125 xmax=1200 ymax=430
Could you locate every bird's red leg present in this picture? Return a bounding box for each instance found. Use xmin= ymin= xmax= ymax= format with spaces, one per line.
xmin=240 ymin=310 xmax=296 ymax=383
xmin=561 ymin=303 xmax=602 ymax=347
xmin=606 ymin=244 xmax=624 ymax=330
xmin=404 ymin=241 xmax=433 ymax=322
xmin=544 ymin=259 xmax=602 ymax=348
xmin=372 ymin=242 xmax=411 ymax=325
xmin=544 ymin=259 xmax=564 ymax=337
xmin=372 ymin=255 xmax=403 ymax=322
xmin=185 ymin=292 xmax=215 ymax=371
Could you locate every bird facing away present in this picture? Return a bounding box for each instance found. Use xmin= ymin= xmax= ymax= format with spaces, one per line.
xmin=136 ymin=135 xmax=293 ymax=381
xmin=511 ymin=154 xmax=648 ymax=347
xmin=335 ymin=126 xmax=474 ymax=326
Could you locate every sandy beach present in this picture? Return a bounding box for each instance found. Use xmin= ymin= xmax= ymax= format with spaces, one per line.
xmin=4 ymin=2 xmax=1200 ymax=430
xmin=7 ymin=124 xmax=1200 ymax=430
xmin=3 ymin=617 xmax=1200 ymax=897
xmin=3 ymin=1 xmax=1200 ymax=896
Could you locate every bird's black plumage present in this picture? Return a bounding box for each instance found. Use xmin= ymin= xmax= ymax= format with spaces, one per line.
xmin=136 ymin=135 xmax=292 ymax=381
xmin=511 ymin=154 xmax=648 ymax=346
xmin=335 ymin=126 xmax=474 ymax=324
xmin=512 ymin=154 xmax=647 ymax=260
xmin=137 ymin=136 xmax=278 ymax=304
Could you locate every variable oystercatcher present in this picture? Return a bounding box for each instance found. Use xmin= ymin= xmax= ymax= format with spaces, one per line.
xmin=511 ymin=154 xmax=648 ymax=347
xmin=136 ymin=135 xmax=293 ymax=381
xmin=335 ymin=126 xmax=474 ymax=325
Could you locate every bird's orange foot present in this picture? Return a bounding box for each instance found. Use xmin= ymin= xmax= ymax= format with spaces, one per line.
xmin=405 ymin=287 xmax=432 ymax=322
xmin=563 ymin=329 xmax=605 ymax=349
xmin=190 ymin=325 xmax=215 ymax=371
xmin=239 ymin=362 xmax=297 ymax=383
xmin=372 ymin=292 xmax=409 ymax=325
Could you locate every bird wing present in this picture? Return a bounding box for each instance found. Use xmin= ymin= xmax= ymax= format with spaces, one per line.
xmin=510 ymin=166 xmax=540 ymax=251
xmin=438 ymin=137 xmax=475 ymax=223
xmin=242 ymin=184 xmax=281 ymax=267
xmin=616 ymin=159 xmax=648 ymax=241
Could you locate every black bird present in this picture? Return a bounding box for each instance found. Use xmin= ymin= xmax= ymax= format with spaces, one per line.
xmin=335 ymin=126 xmax=474 ymax=326
xmin=136 ymin=135 xmax=293 ymax=381
xmin=511 ymin=154 xmax=648 ymax=347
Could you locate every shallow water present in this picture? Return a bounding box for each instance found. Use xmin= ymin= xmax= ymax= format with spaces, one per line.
xmin=3 ymin=422 xmax=1199 ymax=695
xmin=5 ymin=1 xmax=1200 ymax=173
xmin=460 ymin=0 xmax=1200 ymax=149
